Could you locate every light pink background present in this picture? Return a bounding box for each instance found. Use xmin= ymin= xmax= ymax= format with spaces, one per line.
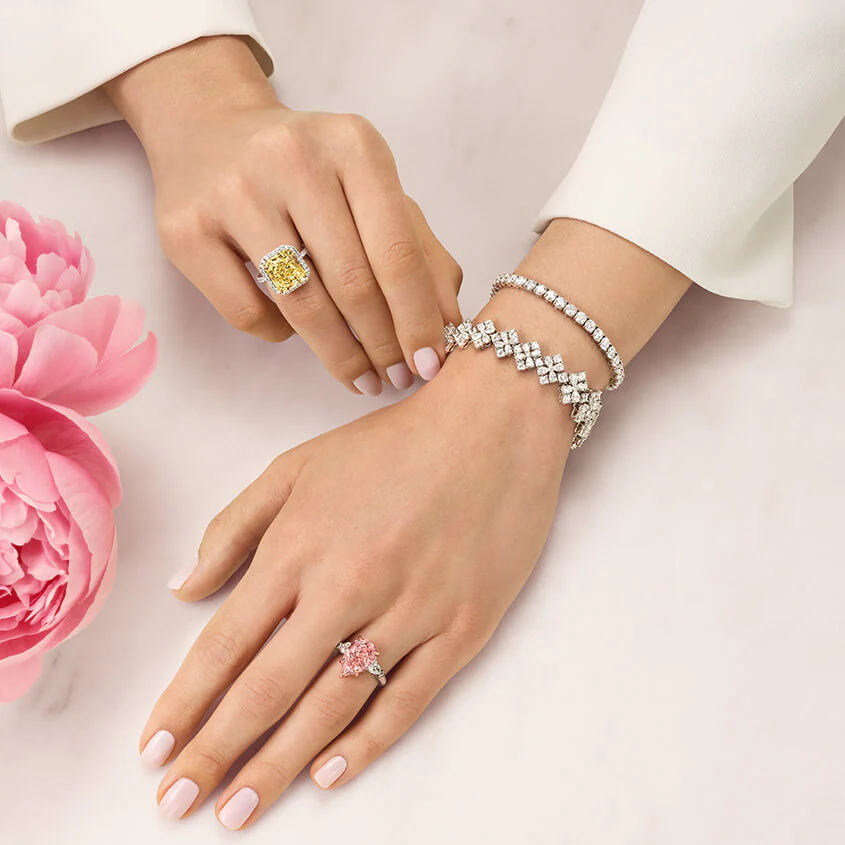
xmin=1 ymin=1 xmax=843 ymax=843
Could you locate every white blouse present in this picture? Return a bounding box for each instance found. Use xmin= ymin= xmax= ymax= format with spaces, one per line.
xmin=1 ymin=0 xmax=844 ymax=307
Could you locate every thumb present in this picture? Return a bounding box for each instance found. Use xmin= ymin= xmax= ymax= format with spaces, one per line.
xmin=167 ymin=448 xmax=306 ymax=601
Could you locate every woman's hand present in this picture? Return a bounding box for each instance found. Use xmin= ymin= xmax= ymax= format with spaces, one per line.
xmin=139 ymin=218 xmax=691 ymax=830
xmin=140 ymin=325 xmax=571 ymax=829
xmin=106 ymin=36 xmax=462 ymax=395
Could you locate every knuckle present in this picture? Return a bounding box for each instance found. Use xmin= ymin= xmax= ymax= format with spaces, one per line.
xmin=451 ymin=261 xmax=464 ymax=292
xmin=328 ymin=347 xmax=371 ymax=385
xmin=449 ymin=603 xmax=491 ymax=641
xmin=312 ymin=692 xmax=352 ymax=729
xmin=365 ymin=335 xmax=403 ymax=365
xmin=334 ymin=263 xmax=377 ymax=306
xmin=237 ymin=674 xmax=290 ymax=719
xmin=388 ymin=689 xmax=427 ymax=722
xmin=226 ymin=301 xmax=270 ymax=335
xmin=359 ymin=727 xmax=386 ymax=760
xmin=381 ymin=238 xmax=423 ymax=274
xmin=286 ymin=286 xmax=327 ymax=325
xmin=194 ymin=629 xmax=242 ymax=674
xmin=202 ymin=511 xmax=230 ymax=547
xmin=157 ymin=206 xmax=204 ymax=254
xmin=342 ymin=113 xmax=378 ymax=147
xmin=190 ymin=744 xmax=228 ymax=777
xmin=255 ymin=755 xmax=295 ymax=789
xmin=399 ymin=310 xmax=438 ymax=342
xmin=249 ymin=124 xmax=302 ymax=164
xmin=212 ymin=167 xmax=253 ymax=206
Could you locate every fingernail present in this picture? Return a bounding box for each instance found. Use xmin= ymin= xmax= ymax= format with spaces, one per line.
xmin=386 ymin=361 xmax=414 ymax=390
xmin=314 ymin=755 xmax=347 ymax=789
xmin=159 ymin=778 xmax=200 ymax=821
xmin=218 ymin=787 xmax=260 ymax=831
xmin=413 ymin=347 xmax=441 ymax=381
xmin=140 ymin=730 xmax=176 ymax=769
xmin=352 ymin=370 xmax=383 ymax=397
xmin=167 ymin=561 xmax=197 ymax=591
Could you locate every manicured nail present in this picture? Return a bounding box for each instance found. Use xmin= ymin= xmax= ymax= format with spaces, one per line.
xmin=218 ymin=787 xmax=260 ymax=831
xmin=386 ymin=361 xmax=414 ymax=390
xmin=352 ymin=370 xmax=383 ymax=397
xmin=413 ymin=347 xmax=441 ymax=381
xmin=159 ymin=778 xmax=200 ymax=821
xmin=167 ymin=561 xmax=197 ymax=591
xmin=314 ymin=755 xmax=347 ymax=789
xmin=140 ymin=730 xmax=176 ymax=769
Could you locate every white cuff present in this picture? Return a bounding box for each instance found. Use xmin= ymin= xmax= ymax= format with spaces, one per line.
xmin=534 ymin=0 xmax=845 ymax=308
xmin=0 ymin=0 xmax=274 ymax=144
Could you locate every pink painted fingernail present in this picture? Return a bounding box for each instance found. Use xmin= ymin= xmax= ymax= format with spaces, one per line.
xmin=159 ymin=778 xmax=200 ymax=821
xmin=140 ymin=730 xmax=176 ymax=768
xmin=167 ymin=561 xmax=197 ymax=591
xmin=219 ymin=787 xmax=260 ymax=830
xmin=314 ymin=755 xmax=347 ymax=789
xmin=386 ymin=361 xmax=414 ymax=390
xmin=413 ymin=347 xmax=441 ymax=381
xmin=352 ymin=370 xmax=383 ymax=397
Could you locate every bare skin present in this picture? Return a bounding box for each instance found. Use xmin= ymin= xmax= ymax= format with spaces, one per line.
xmin=105 ymin=36 xmax=462 ymax=395
xmin=142 ymin=218 xmax=691 ymax=829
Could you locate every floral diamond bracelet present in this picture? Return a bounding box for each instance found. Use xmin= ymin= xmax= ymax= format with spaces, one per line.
xmin=444 ymin=318 xmax=603 ymax=449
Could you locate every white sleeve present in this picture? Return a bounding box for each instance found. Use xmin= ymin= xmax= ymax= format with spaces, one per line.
xmin=0 ymin=0 xmax=274 ymax=145
xmin=535 ymin=0 xmax=845 ymax=307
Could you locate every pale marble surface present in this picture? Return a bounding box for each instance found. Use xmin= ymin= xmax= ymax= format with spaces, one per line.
xmin=2 ymin=1 xmax=844 ymax=843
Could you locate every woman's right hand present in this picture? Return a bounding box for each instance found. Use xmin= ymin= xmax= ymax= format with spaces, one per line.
xmin=106 ymin=36 xmax=462 ymax=396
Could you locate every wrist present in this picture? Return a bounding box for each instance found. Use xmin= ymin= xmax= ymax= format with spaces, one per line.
xmin=105 ymin=36 xmax=279 ymax=159
xmin=423 ymin=328 xmax=575 ymax=472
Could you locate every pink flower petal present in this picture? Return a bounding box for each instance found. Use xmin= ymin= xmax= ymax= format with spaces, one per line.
xmin=35 ymin=296 xmax=120 ymax=357
xmin=0 ymin=279 xmax=51 ymax=325
xmin=0 ymin=331 xmax=16 ymax=387
xmin=0 ymin=390 xmax=120 ymax=507
xmin=0 ymin=310 xmax=26 ymax=335
xmin=51 ymin=332 xmax=158 ymax=416
xmin=0 ymin=425 xmax=59 ymax=508
xmin=13 ymin=325 xmax=98 ymax=400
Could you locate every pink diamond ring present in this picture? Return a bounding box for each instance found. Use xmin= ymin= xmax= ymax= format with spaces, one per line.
xmin=337 ymin=637 xmax=387 ymax=686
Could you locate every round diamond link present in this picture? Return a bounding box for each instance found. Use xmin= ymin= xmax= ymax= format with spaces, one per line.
xmin=490 ymin=273 xmax=625 ymax=390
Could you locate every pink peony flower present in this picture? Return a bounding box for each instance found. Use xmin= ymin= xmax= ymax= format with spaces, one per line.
xmin=1 ymin=295 xmax=158 ymax=416
xmin=0 ymin=202 xmax=94 ymax=335
xmin=0 ymin=389 xmax=121 ymax=701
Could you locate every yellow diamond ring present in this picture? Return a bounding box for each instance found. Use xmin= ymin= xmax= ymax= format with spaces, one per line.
xmin=257 ymin=244 xmax=311 ymax=295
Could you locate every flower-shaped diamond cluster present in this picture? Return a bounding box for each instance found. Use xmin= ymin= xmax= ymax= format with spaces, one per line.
xmin=444 ymin=318 xmax=603 ymax=449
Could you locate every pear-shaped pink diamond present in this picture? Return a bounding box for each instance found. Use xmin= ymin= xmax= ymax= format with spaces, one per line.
xmin=339 ymin=636 xmax=379 ymax=678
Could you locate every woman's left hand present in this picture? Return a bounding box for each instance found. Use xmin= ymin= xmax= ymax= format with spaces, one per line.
xmin=140 ymin=330 xmax=571 ymax=829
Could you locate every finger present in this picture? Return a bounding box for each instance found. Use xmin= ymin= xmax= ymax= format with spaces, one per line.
xmin=140 ymin=520 xmax=300 ymax=772
xmin=155 ymin=607 xmax=355 ymax=821
xmin=340 ymin=124 xmax=445 ymax=381
xmin=158 ymin=217 xmax=293 ymax=342
xmin=214 ymin=620 xmax=422 ymax=830
xmin=291 ymin=176 xmax=414 ymax=390
xmin=169 ymin=448 xmax=307 ymax=601
xmin=405 ymin=196 xmax=463 ymax=324
xmin=225 ymin=204 xmax=381 ymax=396
xmin=310 ymin=635 xmax=465 ymax=790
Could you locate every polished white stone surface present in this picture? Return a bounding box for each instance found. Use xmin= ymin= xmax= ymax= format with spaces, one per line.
xmin=1 ymin=1 xmax=844 ymax=843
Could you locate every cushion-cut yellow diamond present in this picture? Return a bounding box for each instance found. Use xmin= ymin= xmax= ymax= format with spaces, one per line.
xmin=261 ymin=247 xmax=309 ymax=295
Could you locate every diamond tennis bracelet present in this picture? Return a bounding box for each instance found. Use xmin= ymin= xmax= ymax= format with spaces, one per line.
xmin=444 ymin=318 xmax=603 ymax=449
xmin=491 ymin=273 xmax=625 ymax=390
